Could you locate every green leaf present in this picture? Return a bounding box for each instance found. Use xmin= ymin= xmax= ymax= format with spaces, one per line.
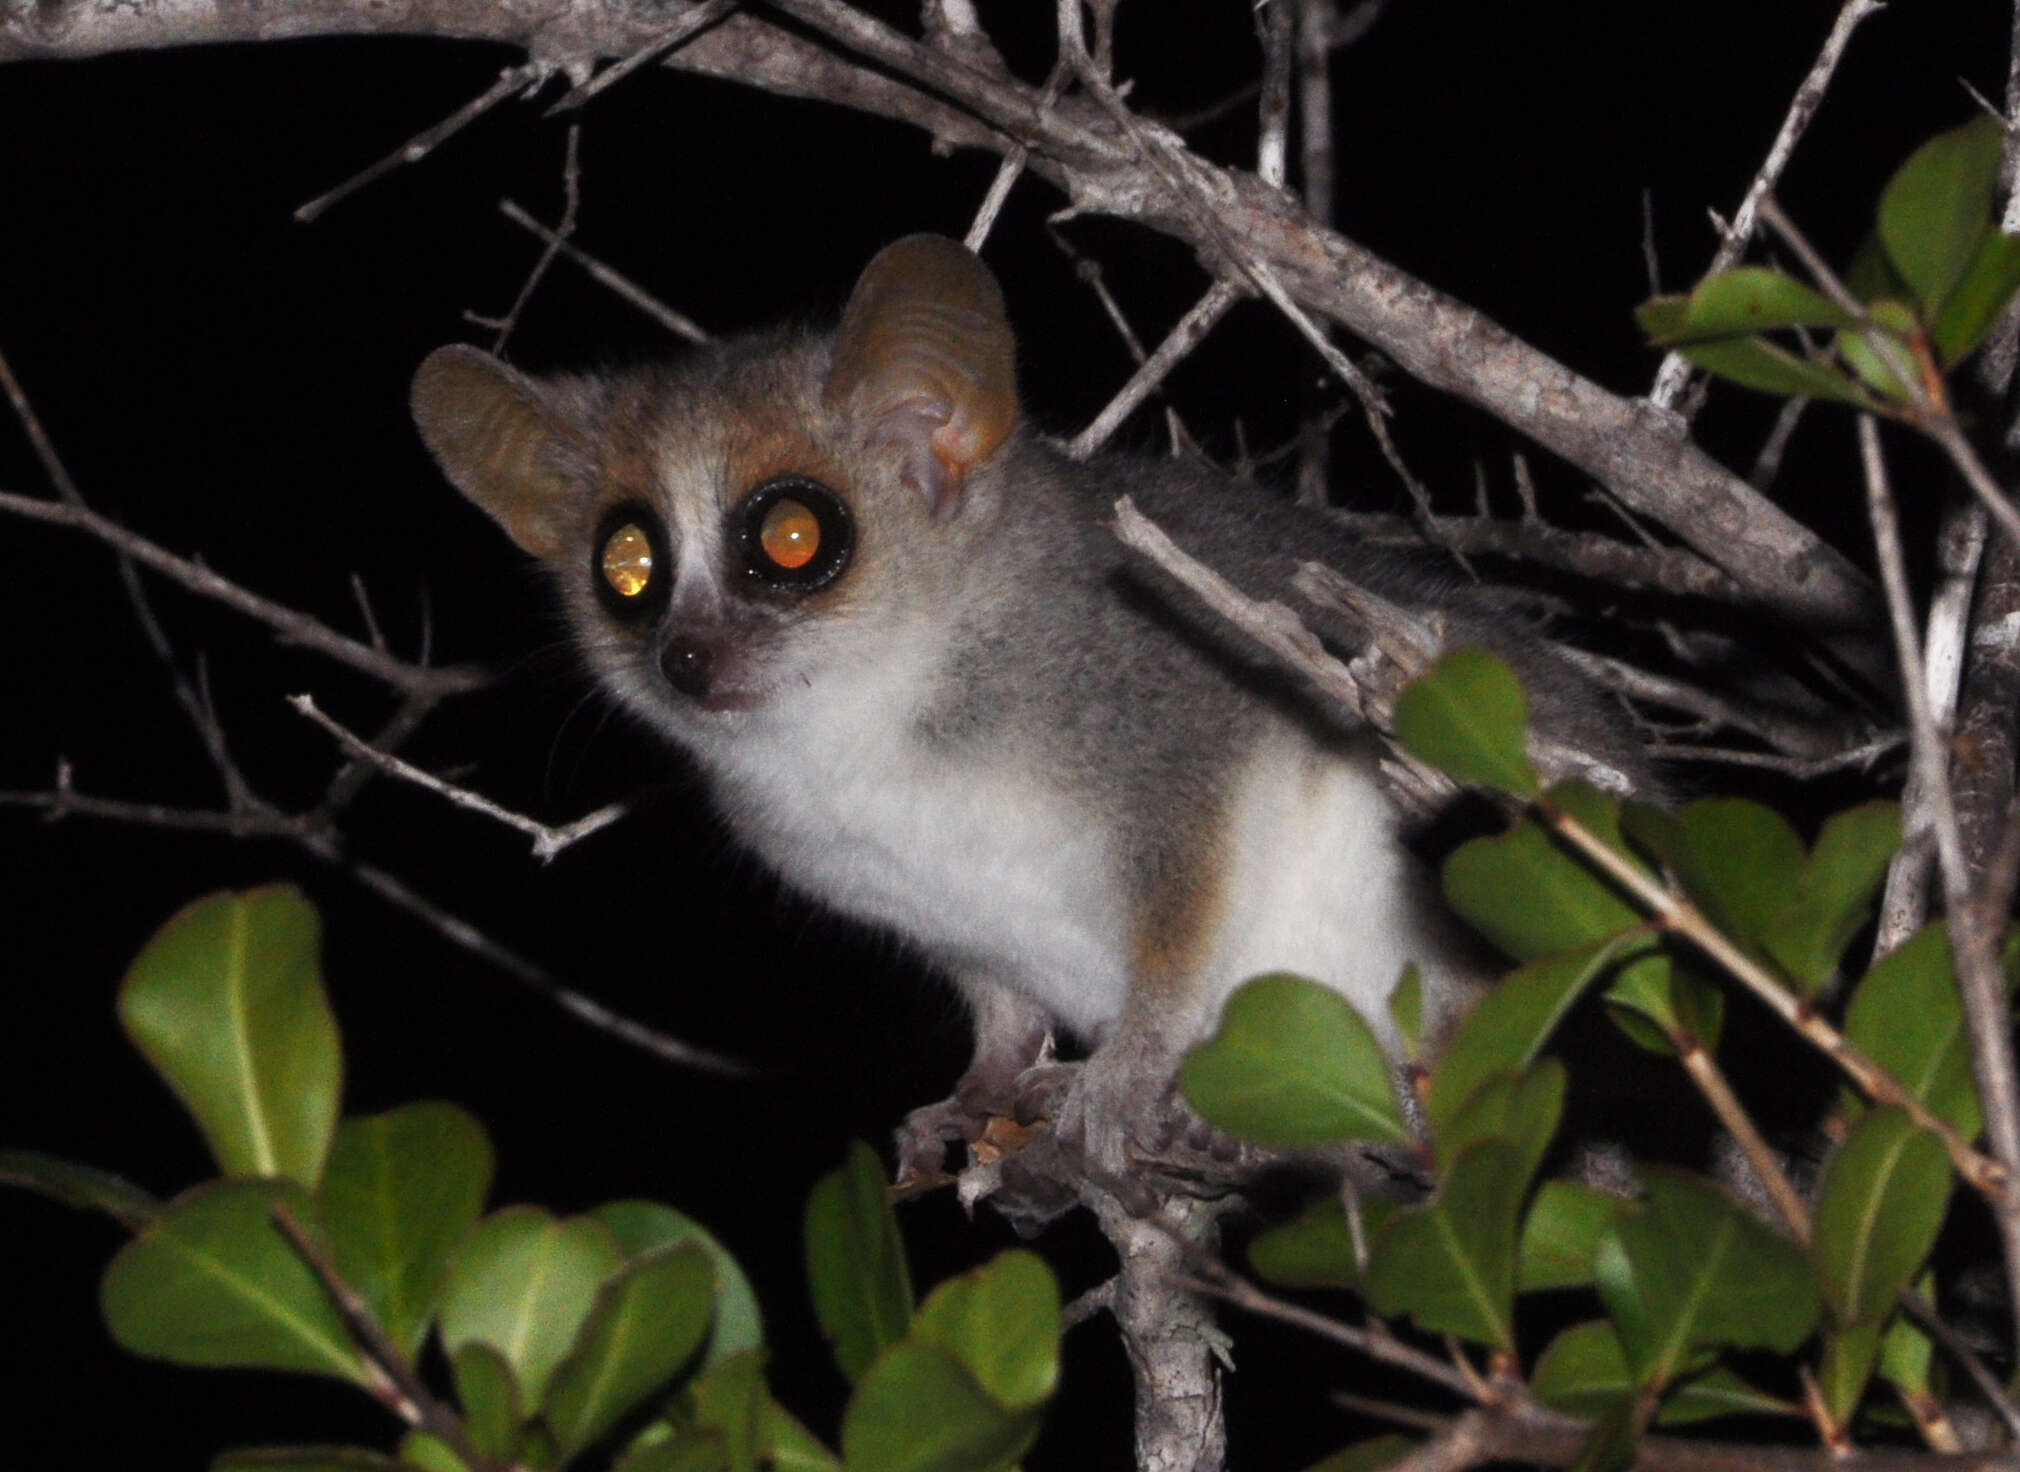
xmin=759 ymin=1402 xmax=844 ymax=1472
xmin=910 ymin=1250 xmax=1060 ymax=1411
xmin=1662 ymin=1366 xmax=1804 ymax=1427
xmin=1759 ymin=802 xmax=1901 ymax=993
xmin=1879 ymin=115 xmax=2004 ymax=316
xmin=1392 ymin=647 xmax=1540 ymax=798
xmin=1436 ymin=1061 xmax=1563 ymax=1182
xmin=1836 ymin=300 xmax=1922 ymax=401
xmin=548 ymin=1244 xmax=717 ymax=1458
xmin=450 ymin=1342 xmax=523 ymax=1462
xmin=1443 ymin=783 xmax=1644 ymax=963
xmin=1249 ymin=1193 xmax=1397 ymax=1290
xmin=805 ymin=1141 xmax=913 ymax=1385
xmin=1675 ymin=335 xmax=1873 ymax=405
xmin=1603 ymin=956 xmax=1722 ymax=1056
xmin=395 ymin=1432 xmax=468 ymax=1472
xmin=1389 ymin=964 xmax=1424 ymax=1062
xmin=213 ymin=1450 xmax=408 ymax=1472
xmin=594 ymin=1200 xmax=764 ymax=1370
xmin=1622 ymin=799 xmax=1803 ymax=951
xmin=840 ymin=1341 xmax=1038 ymax=1472
xmin=614 ymin=1434 xmax=732 ymax=1472
xmin=1178 ymin=973 xmax=1408 ymax=1147
xmin=1846 ymin=232 xmax=1911 ymax=305
xmin=320 ymin=1102 xmax=493 ymax=1359
xmin=1932 ymin=229 xmax=2020 ymax=366
xmin=1428 ymin=934 xmax=1649 ymax=1136
xmin=1595 ymin=1170 xmax=1819 ymax=1390
xmin=1297 ymin=1435 xmax=1417 ymax=1472
xmin=1811 ymin=1107 xmax=1952 ymax=1327
xmin=1518 ymin=1182 xmax=1622 ymax=1293
xmin=1531 ymin=1320 xmax=1632 ymax=1417
xmin=1877 ymin=1286 xmax=1936 ymax=1397
xmin=0 ymin=1147 xmax=160 ymax=1230
xmin=1638 ymin=267 xmax=1855 ymax=344
xmin=1366 ymin=1140 xmax=1527 ymax=1351
xmin=100 ymin=1178 xmax=363 ymax=1381
xmin=439 ymin=1206 xmax=625 ymax=1410
xmin=1566 ymin=1400 xmax=1640 ymax=1472
xmin=1817 ymin=1321 xmax=1883 ymax=1427
xmin=1844 ymin=923 xmax=1988 ymax=1137
xmin=117 ymin=885 xmax=342 ymax=1188
xmin=691 ymin=1351 xmax=766 ymax=1472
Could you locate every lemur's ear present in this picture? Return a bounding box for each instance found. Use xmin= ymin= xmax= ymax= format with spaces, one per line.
xmin=412 ymin=345 xmax=577 ymax=562
xmin=823 ymin=235 xmax=1019 ymax=516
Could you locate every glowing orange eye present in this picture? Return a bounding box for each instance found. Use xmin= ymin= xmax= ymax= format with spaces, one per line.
xmin=737 ymin=477 xmax=852 ymax=589
xmin=758 ymin=498 xmax=821 ymax=571
xmin=601 ymin=523 xmax=655 ymax=598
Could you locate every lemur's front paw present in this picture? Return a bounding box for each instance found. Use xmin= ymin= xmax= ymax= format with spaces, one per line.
xmin=894 ymin=1094 xmax=986 ymax=1188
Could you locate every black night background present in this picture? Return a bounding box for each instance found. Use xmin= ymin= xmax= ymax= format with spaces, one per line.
xmin=0 ymin=3 xmax=2007 ymax=1467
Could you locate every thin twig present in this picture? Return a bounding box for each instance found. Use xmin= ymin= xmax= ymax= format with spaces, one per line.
xmin=1678 ymin=1039 xmax=1810 ymax=1241
xmin=1749 ymin=395 xmax=1810 ymax=491
xmin=1295 ymin=0 xmax=1341 ymax=229
xmin=0 ymin=487 xmax=487 ymax=697
xmin=1050 ymin=227 xmax=1199 ymax=455
xmin=345 ymin=860 xmax=754 ymax=1076
xmin=3 ymin=761 xmax=748 ymax=1077
xmin=290 ymin=693 xmax=626 ymax=861
xmin=964 ymin=147 xmax=1025 ymax=250
xmin=477 ymin=123 xmax=582 ymax=354
xmin=1327 ymin=509 xmax=1746 ymax=602
xmin=1542 ymin=795 xmax=2006 ymax=1199
xmin=316 ymin=691 xmax=442 ymax=819
xmin=1858 ymin=415 xmax=2020 ymax=1352
xmin=1894 ymin=1284 xmax=2020 ymax=1440
xmin=270 ymin=1202 xmax=518 ymax=1472
xmin=1 ymin=762 xmax=298 ymax=839
xmin=497 ymin=200 xmax=711 ymax=344
xmin=0 ymin=344 xmax=257 ymax=810
xmin=547 ymin=0 xmax=740 ymax=113
xmin=1553 ymin=647 xmax=1857 ymax=760
xmin=1650 ymin=0 xmax=1882 ymax=410
xmin=1069 ymin=279 xmax=1242 ymax=459
xmin=296 ymin=64 xmax=545 ymax=223
xmin=1875 ymin=499 xmax=1988 ymax=953
xmin=1640 ymin=736 xmax=1903 ymax=779
xmin=1184 ymin=1260 xmax=1479 ymax=1402
xmin=1254 ymin=0 xmax=1292 ymax=188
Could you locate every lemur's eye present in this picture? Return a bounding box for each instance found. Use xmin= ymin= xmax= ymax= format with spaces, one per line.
xmin=592 ymin=504 xmax=670 ymax=620
xmin=736 ymin=477 xmax=853 ymax=589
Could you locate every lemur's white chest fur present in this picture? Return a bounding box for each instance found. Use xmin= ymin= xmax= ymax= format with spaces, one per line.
xmin=688 ymin=642 xmax=1442 ymax=1048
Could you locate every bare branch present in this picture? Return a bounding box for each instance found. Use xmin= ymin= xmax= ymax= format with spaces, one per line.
xmin=1650 ymin=0 xmax=1883 ymax=410
xmin=297 ymin=63 xmax=547 ymax=223
xmin=1328 ymin=509 xmax=1746 ymax=603
xmin=269 ymin=1202 xmax=518 ymax=1472
xmin=1186 ymin=1258 xmax=1480 ymax=1402
xmin=0 ymin=343 xmax=256 ymax=810
xmin=1295 ymin=0 xmax=1341 ymax=229
xmin=1860 ymin=416 xmax=2020 ymax=1356
xmin=3 ymin=0 xmax=1885 ymax=639
xmin=1069 ymin=280 xmax=1242 ymax=459
xmin=1876 ymin=500 xmax=1988 ymax=950
xmin=1554 ymin=647 xmax=1864 ymax=760
xmin=0 ymin=487 xmax=487 ymax=697
xmin=1254 ymin=0 xmax=1292 ymax=188
xmin=476 ymin=122 xmax=582 ymax=353
xmin=498 ymin=200 xmax=712 ymax=344
xmin=289 ymin=693 xmax=627 ymax=861
xmin=546 ymin=0 xmax=740 ymax=113
xmin=345 ymin=860 xmax=754 ymax=1076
